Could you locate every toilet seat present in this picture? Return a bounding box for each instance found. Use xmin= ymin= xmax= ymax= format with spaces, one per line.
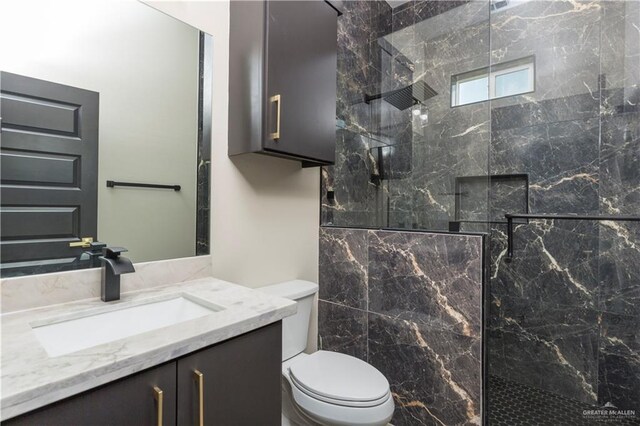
xmin=290 ymin=374 xmax=391 ymax=408
xmin=288 ymin=351 xmax=390 ymax=407
xmin=283 ymin=351 xmax=395 ymax=426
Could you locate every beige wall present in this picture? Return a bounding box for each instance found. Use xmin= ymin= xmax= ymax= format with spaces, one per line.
xmin=0 ymin=1 xmax=198 ymax=263
xmin=147 ymin=1 xmax=320 ymax=288
xmin=148 ymin=1 xmax=320 ymax=350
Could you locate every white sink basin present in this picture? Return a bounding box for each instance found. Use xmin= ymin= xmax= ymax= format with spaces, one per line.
xmin=32 ymin=295 xmax=224 ymax=357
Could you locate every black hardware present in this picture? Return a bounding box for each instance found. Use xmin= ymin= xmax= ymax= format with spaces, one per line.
xmin=99 ymin=247 xmax=135 ymax=302
xmin=364 ymin=80 xmax=437 ymax=111
xmin=106 ymin=180 xmax=181 ymax=191
xmin=102 ymin=246 xmax=128 ymax=259
xmin=449 ymin=221 xmax=461 ymax=232
xmin=505 ymin=213 xmax=640 ymax=262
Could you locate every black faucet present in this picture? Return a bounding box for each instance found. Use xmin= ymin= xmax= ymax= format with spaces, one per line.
xmin=100 ymin=247 xmax=135 ymax=302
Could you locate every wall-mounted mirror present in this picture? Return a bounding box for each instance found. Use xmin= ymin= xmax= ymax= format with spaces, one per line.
xmin=0 ymin=1 xmax=212 ymax=277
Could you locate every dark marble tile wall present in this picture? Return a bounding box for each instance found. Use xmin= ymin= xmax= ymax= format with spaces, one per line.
xmin=486 ymin=0 xmax=640 ymax=414
xmin=596 ymin=0 xmax=640 ymax=411
xmin=321 ymin=0 xmax=639 ymax=417
xmin=196 ymin=32 xmax=210 ymax=256
xmin=322 ymin=0 xmax=431 ymax=229
xmin=195 ymin=158 xmax=210 ymax=255
xmin=321 ymin=0 xmax=394 ymax=228
xmin=318 ymin=226 xmax=484 ymax=425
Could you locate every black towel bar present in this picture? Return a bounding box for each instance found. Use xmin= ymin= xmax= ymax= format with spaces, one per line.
xmin=505 ymin=213 xmax=640 ymax=262
xmin=106 ymin=180 xmax=181 ymax=191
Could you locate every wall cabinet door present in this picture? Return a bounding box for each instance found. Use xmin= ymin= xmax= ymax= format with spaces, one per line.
xmin=228 ymin=1 xmax=338 ymax=166
xmin=3 ymin=362 xmax=177 ymax=426
xmin=176 ymin=322 xmax=282 ymax=426
xmin=262 ymin=1 xmax=338 ymax=164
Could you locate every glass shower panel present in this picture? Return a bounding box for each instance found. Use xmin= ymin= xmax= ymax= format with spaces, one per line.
xmin=321 ymin=0 xmax=638 ymax=422
xmin=487 ymin=0 xmax=603 ymax=408
xmin=321 ymin=2 xmax=389 ymax=229
xmin=380 ymin=1 xmax=492 ymax=233
xmin=596 ymin=0 xmax=640 ymax=416
xmin=487 ymin=0 xmax=640 ymax=423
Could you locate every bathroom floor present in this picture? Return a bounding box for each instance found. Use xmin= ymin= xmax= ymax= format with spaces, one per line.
xmin=488 ymin=375 xmax=640 ymax=425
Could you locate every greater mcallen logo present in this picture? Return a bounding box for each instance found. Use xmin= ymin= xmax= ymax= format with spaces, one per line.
xmin=583 ymin=402 xmax=636 ymax=423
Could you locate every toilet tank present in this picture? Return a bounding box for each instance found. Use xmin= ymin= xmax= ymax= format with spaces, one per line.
xmin=259 ymin=280 xmax=318 ymax=361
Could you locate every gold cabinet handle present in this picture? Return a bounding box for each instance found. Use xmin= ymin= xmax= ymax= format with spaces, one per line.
xmin=153 ymin=386 xmax=163 ymax=426
xmin=69 ymin=237 xmax=93 ymax=248
xmin=270 ymin=94 xmax=281 ymax=140
xmin=194 ymin=369 xmax=204 ymax=426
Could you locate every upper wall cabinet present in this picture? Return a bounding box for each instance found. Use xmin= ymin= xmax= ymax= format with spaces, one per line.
xmin=228 ymin=1 xmax=339 ymax=167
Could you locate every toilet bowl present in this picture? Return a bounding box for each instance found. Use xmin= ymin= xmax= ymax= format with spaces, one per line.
xmin=259 ymin=280 xmax=394 ymax=426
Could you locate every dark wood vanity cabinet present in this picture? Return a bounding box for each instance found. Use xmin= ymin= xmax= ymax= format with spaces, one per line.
xmin=177 ymin=322 xmax=282 ymax=425
xmin=228 ymin=1 xmax=339 ymax=166
xmin=3 ymin=322 xmax=282 ymax=426
xmin=2 ymin=362 xmax=178 ymax=426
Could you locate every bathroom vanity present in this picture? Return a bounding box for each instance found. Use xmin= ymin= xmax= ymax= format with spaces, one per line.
xmin=4 ymin=324 xmax=281 ymax=426
xmin=0 ymin=278 xmax=296 ymax=425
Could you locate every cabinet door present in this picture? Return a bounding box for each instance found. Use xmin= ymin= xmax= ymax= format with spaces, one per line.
xmin=3 ymin=362 xmax=177 ymax=426
xmin=263 ymin=1 xmax=337 ymax=163
xmin=177 ymin=322 xmax=282 ymax=426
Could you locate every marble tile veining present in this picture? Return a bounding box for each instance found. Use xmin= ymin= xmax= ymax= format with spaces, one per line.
xmin=368 ymin=230 xmax=483 ymax=338
xmin=319 ymin=226 xmax=484 ymax=425
xmin=369 ymin=312 xmax=482 ymax=426
xmin=318 ymin=300 xmax=368 ymax=362
xmin=319 ymin=227 xmax=368 ymax=310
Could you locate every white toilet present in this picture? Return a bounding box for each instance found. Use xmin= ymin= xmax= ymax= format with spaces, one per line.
xmin=260 ymin=280 xmax=394 ymax=426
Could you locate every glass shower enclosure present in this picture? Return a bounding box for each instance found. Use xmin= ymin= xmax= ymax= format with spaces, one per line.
xmin=322 ymin=0 xmax=639 ymax=423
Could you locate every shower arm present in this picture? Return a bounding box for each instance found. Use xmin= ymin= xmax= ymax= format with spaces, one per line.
xmin=504 ymin=213 xmax=640 ymax=262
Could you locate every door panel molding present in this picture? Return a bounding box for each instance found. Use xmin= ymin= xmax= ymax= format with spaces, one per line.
xmin=0 ymin=72 xmax=99 ymax=270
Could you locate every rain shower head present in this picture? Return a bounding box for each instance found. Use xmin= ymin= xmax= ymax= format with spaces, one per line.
xmin=384 ymin=80 xmax=438 ymax=110
xmin=365 ymin=80 xmax=438 ymax=111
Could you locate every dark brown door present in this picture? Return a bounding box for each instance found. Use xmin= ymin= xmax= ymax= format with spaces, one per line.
xmin=0 ymin=72 xmax=99 ymax=270
xmin=263 ymin=1 xmax=337 ymax=163
xmin=177 ymin=322 xmax=282 ymax=426
xmin=2 ymin=362 xmax=177 ymax=426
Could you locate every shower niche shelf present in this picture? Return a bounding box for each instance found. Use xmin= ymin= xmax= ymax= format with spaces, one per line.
xmin=451 ymin=174 xmax=529 ymax=229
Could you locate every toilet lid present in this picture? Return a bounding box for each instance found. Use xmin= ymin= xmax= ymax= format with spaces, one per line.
xmin=289 ymin=351 xmax=390 ymax=404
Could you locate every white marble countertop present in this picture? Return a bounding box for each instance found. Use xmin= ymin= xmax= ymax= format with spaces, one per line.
xmin=1 ymin=277 xmax=296 ymax=421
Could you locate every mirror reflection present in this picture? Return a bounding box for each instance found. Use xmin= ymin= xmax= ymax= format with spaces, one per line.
xmin=0 ymin=0 xmax=212 ymax=277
